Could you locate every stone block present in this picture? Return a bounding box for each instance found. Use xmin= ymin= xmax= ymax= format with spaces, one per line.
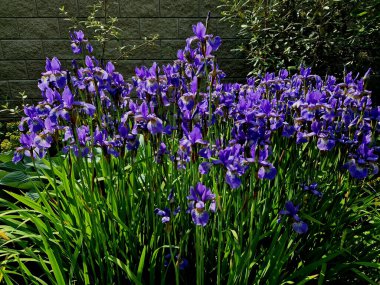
xmin=43 ymin=40 xmax=74 ymax=59
xmin=0 ymin=0 xmax=37 ymax=17
xmin=114 ymin=59 xmax=142 ymax=76
xmin=36 ymin=0 xmax=78 ymax=17
xmin=0 ymin=61 xmax=28 ymax=80
xmin=160 ymin=0 xmax=198 ymax=17
xmin=9 ymin=80 xmax=41 ymax=99
xmin=102 ymin=40 xmax=122 ymax=59
xmin=219 ymin=59 xmax=250 ymax=78
xmin=18 ymin=18 xmax=60 ymax=39
xmin=123 ymin=40 xmax=161 ymax=60
xmin=0 ymin=81 xmax=9 ymax=99
xmin=116 ymin=18 xmax=140 ymax=39
xmin=25 ymin=60 xmax=47 ymax=80
xmin=2 ymin=41 xmax=43 ymax=60
xmin=160 ymin=40 xmax=183 ymax=60
xmin=120 ymin=0 xmax=159 ymax=17
xmin=140 ymin=18 xmax=178 ymax=39
xmin=199 ymin=0 xmax=223 ymax=17
xmin=0 ymin=19 xmax=19 ymax=39
xmin=77 ymin=0 xmax=120 ymax=17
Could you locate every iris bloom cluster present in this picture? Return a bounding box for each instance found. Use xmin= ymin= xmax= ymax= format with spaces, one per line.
xmin=12 ymin=22 xmax=379 ymax=229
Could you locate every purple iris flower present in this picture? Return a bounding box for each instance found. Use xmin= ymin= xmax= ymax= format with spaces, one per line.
xmin=193 ymin=22 xmax=207 ymax=40
xmin=86 ymin=43 xmax=93 ymax=53
xmin=302 ymin=182 xmax=322 ymax=198
xmin=346 ymin=159 xmax=368 ymax=179
xmin=154 ymin=190 xmax=180 ymax=224
xmin=292 ymin=221 xmax=309 ymax=234
xmin=154 ymin=208 xmax=172 ymax=223
xmin=71 ymin=42 xmax=81 ymax=54
xmin=182 ymin=124 xmax=208 ymax=146
xmin=134 ymin=101 xmax=163 ymax=135
xmin=187 ymin=183 xmax=216 ymax=227
xmin=306 ymin=90 xmax=323 ymax=105
xmin=225 ymin=172 xmax=242 ymax=189
xmin=156 ymin=142 xmax=169 ymax=163
xmin=199 ymin=162 xmax=212 ymax=175
xmin=164 ymin=254 xmax=189 ymax=270
xmin=147 ymin=115 xmax=163 ymax=135
xmin=257 ymin=161 xmax=277 ymax=180
xmin=70 ymin=30 xmax=88 ymax=54
xmin=213 ymin=144 xmax=248 ymax=189
xmin=106 ymin=61 xmax=115 ymax=74
xmin=282 ymin=123 xmax=296 ymax=137
xmin=13 ymin=133 xmax=46 ymax=163
xmin=317 ymin=135 xmax=335 ymax=151
xmin=19 ymin=106 xmax=44 ymax=133
xmin=208 ymin=36 xmax=221 ymax=51
xmin=279 ymin=201 xmax=308 ymax=234
xmin=345 ymin=143 xmax=379 ymax=179
xmin=279 ymin=201 xmax=301 ymax=221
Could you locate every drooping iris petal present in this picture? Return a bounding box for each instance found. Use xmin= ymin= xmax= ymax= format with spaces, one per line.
xmin=257 ymin=162 xmax=277 ymax=180
xmin=292 ymin=221 xmax=308 ymax=234
xmin=147 ymin=116 xmax=163 ymax=135
xmin=12 ymin=150 xmax=23 ymax=164
xmin=208 ymin=36 xmax=221 ymax=51
xmin=317 ymin=137 xmax=335 ymax=151
xmin=348 ymin=161 xmax=368 ymax=179
xmin=154 ymin=208 xmax=171 ymax=223
xmin=191 ymin=208 xmax=209 ymax=227
xmin=225 ymin=171 xmax=241 ymax=189
xmin=199 ymin=162 xmax=212 ymax=175
xmin=71 ymin=43 xmax=81 ymax=54
xmin=62 ymin=86 xmax=74 ymax=108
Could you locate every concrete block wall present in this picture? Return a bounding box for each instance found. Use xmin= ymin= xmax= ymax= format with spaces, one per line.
xmin=0 ymin=0 xmax=249 ymax=120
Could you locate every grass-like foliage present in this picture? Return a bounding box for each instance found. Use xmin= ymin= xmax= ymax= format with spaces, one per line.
xmin=0 ymin=21 xmax=379 ymax=284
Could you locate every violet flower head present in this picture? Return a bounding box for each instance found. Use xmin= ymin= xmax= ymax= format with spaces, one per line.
xmin=199 ymin=162 xmax=212 ymax=175
xmin=192 ymin=22 xmax=207 ymax=41
xmin=257 ymin=161 xmax=277 ymax=180
xmin=154 ymin=204 xmax=180 ymax=224
xmin=187 ymin=183 xmax=216 ymax=227
xmin=154 ymin=190 xmax=180 ymax=224
xmin=154 ymin=208 xmax=171 ymax=224
xmin=164 ymin=254 xmax=189 ymax=270
xmin=292 ymin=221 xmax=309 ymax=234
xmin=302 ymin=182 xmax=322 ymax=198
xmin=213 ymin=144 xmax=248 ymax=189
xmin=279 ymin=201 xmax=308 ymax=234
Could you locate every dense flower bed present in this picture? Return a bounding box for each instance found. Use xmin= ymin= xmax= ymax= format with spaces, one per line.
xmin=14 ymin=23 xmax=379 ymax=183
xmin=4 ymin=21 xmax=379 ymax=284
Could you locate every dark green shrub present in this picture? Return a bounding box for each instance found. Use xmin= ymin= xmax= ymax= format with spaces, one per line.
xmin=219 ymin=0 xmax=380 ymax=76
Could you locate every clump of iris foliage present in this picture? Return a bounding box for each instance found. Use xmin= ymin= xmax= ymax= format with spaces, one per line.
xmin=0 ymin=21 xmax=379 ymax=285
